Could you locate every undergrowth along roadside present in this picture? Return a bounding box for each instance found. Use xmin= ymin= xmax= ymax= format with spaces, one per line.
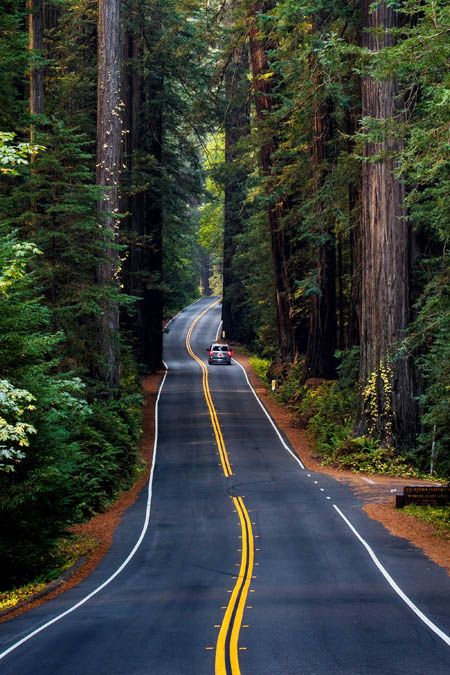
xmin=247 ymin=354 xmax=435 ymax=480
xmin=0 ymin=534 xmax=96 ymax=614
xmin=404 ymin=506 xmax=450 ymax=538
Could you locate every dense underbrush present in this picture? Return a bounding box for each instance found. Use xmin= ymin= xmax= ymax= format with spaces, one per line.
xmin=248 ymin=353 xmax=431 ymax=480
xmin=0 ymin=232 xmax=143 ymax=590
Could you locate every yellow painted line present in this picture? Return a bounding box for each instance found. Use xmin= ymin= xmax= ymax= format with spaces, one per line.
xmin=215 ymin=496 xmax=255 ymax=675
xmin=185 ymin=302 xmax=255 ymax=672
xmin=229 ymin=497 xmax=254 ymax=674
xmin=185 ymin=299 xmax=232 ymax=477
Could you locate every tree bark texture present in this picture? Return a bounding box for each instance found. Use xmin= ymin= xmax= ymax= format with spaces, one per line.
xmin=346 ymin=106 xmax=362 ymax=349
xmin=96 ymin=0 xmax=122 ymax=393
xmin=304 ymin=86 xmax=337 ymax=379
xmin=358 ymin=0 xmax=416 ymax=446
xmin=28 ymin=0 xmax=44 ymax=119
xmin=222 ymin=38 xmax=250 ymax=342
xmin=248 ymin=1 xmax=297 ymax=363
xmin=123 ymin=19 xmax=164 ymax=373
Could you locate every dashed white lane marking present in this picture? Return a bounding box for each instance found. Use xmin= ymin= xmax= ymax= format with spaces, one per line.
xmin=0 ymin=361 xmax=172 ymax=662
xmin=333 ymin=505 xmax=450 ymax=647
xmin=361 ymin=477 xmax=376 ymax=485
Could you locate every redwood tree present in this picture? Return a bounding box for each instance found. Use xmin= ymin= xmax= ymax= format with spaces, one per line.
xmin=96 ymin=0 xmax=122 ymax=392
xmin=28 ymin=0 xmax=44 ymax=121
xmin=222 ymin=34 xmax=250 ymax=342
xmin=248 ymin=0 xmax=297 ymax=363
xmin=358 ymin=0 xmax=416 ymax=446
xmin=123 ymin=2 xmax=164 ymax=373
xmin=304 ymin=19 xmax=337 ymax=379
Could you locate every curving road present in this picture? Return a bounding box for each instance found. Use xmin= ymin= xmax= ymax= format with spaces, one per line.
xmin=1 ymin=297 xmax=450 ymax=674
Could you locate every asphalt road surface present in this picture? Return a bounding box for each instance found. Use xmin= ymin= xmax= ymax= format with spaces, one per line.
xmin=1 ymin=297 xmax=450 ymax=675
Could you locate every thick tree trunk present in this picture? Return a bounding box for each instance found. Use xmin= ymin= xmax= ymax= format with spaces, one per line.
xmin=248 ymin=1 xmax=297 ymax=363
xmin=124 ymin=22 xmax=164 ymax=373
xmin=222 ymin=39 xmax=250 ymax=342
xmin=358 ymin=0 xmax=416 ymax=446
xmin=200 ymin=248 xmax=212 ymax=297
xmin=304 ymin=90 xmax=337 ymax=379
xmin=96 ymin=0 xmax=122 ymax=393
xmin=346 ymin=107 xmax=362 ymax=349
xmin=28 ymin=0 xmax=44 ymax=120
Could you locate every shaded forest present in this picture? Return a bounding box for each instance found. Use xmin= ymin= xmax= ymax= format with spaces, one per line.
xmin=0 ymin=0 xmax=449 ymax=588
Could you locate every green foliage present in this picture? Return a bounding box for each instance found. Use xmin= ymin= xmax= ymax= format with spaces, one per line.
xmin=404 ymin=506 xmax=450 ymax=538
xmin=0 ymin=133 xmax=42 ymax=176
xmin=198 ymin=134 xmax=225 ymax=295
xmin=296 ymin=381 xmax=357 ymax=457
xmin=248 ymin=355 xmax=271 ymax=384
xmin=404 ymin=266 xmax=450 ymax=476
xmin=0 ymin=379 xmax=36 ymax=472
xmin=331 ymin=437 xmax=423 ymax=478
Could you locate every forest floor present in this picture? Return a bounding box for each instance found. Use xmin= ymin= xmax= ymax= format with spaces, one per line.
xmin=0 ymin=370 xmax=165 ymax=623
xmin=233 ymin=351 xmax=450 ymax=577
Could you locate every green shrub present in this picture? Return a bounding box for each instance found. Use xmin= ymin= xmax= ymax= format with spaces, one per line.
xmin=331 ymin=436 xmax=423 ymax=477
xmin=404 ymin=506 xmax=450 ymax=537
xmin=297 ymin=381 xmax=356 ymax=457
xmin=248 ymin=355 xmax=271 ymax=384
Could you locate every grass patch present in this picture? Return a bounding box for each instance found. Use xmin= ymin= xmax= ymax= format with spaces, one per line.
xmin=0 ymin=534 xmax=96 ymax=613
xmin=404 ymin=506 xmax=450 ymax=538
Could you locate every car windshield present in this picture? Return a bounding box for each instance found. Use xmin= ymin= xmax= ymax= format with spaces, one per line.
xmin=212 ymin=345 xmax=229 ymax=351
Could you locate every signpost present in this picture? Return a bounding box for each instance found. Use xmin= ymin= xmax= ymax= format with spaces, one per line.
xmin=396 ymin=485 xmax=450 ymax=508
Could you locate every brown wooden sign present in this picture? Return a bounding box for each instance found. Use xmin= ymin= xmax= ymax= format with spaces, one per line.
xmin=396 ymin=485 xmax=450 ymax=508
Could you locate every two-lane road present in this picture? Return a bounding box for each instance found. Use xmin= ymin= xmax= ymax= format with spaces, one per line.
xmin=1 ymin=298 xmax=450 ymax=674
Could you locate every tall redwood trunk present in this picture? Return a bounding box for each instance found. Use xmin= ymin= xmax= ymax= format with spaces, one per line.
xmin=358 ymin=0 xmax=416 ymax=446
xmin=248 ymin=1 xmax=297 ymax=363
xmin=124 ymin=15 xmax=164 ymax=373
xmin=96 ymin=0 xmax=122 ymax=393
xmin=222 ymin=38 xmax=250 ymax=342
xmin=304 ymin=89 xmax=337 ymax=379
xmin=28 ymin=0 xmax=44 ymax=122
xmin=346 ymin=107 xmax=362 ymax=349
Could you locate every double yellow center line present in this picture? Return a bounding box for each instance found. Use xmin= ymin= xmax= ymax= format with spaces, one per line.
xmin=216 ymin=496 xmax=255 ymax=675
xmin=185 ymin=300 xmax=255 ymax=674
xmin=185 ymin=299 xmax=232 ymax=477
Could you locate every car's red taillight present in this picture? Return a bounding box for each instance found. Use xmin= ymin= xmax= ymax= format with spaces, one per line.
xmin=227 ymin=352 xmax=232 ymax=357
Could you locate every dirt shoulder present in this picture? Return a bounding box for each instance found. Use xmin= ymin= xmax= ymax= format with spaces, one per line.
xmin=1 ymin=370 xmax=165 ymax=623
xmin=234 ymin=350 xmax=450 ymax=576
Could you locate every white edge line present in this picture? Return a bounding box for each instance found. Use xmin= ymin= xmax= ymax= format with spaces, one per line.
xmin=333 ymin=504 xmax=450 ymax=647
xmin=215 ymin=320 xmax=223 ymax=342
xmin=0 ymin=364 xmax=170 ymax=662
xmin=229 ymin=352 xmax=305 ymax=470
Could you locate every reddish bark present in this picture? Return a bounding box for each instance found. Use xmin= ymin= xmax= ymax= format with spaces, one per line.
xmin=358 ymin=0 xmax=416 ymax=446
xmin=28 ymin=0 xmax=44 ymax=119
xmin=96 ymin=0 xmax=122 ymax=392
